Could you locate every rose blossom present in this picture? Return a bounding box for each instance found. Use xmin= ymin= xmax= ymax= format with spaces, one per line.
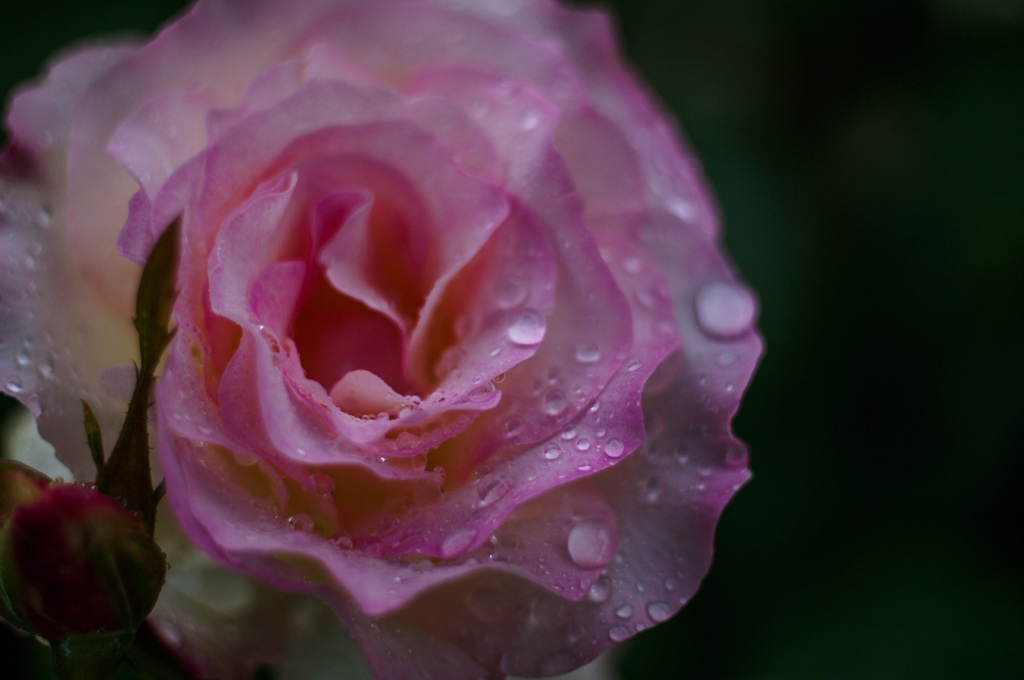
xmin=0 ymin=0 xmax=761 ymax=677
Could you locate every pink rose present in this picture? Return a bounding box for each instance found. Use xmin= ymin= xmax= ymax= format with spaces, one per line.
xmin=1 ymin=0 xmax=761 ymax=677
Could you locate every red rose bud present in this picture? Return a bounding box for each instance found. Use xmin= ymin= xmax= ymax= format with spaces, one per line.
xmin=0 ymin=480 xmax=166 ymax=642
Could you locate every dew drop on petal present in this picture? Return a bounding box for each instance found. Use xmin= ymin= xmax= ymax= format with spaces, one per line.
xmin=477 ymin=477 xmax=510 ymax=506
xmin=287 ymin=514 xmax=314 ymax=533
xmin=493 ymin=278 xmax=527 ymax=309
xmin=586 ymin=575 xmax=612 ymax=603
xmin=542 ymin=444 xmax=562 ymax=461
xmin=575 ymin=343 xmax=601 ymax=364
xmin=507 ymin=309 xmax=546 ymax=345
xmin=609 ymin=624 xmax=630 ymax=642
xmin=5 ymin=377 xmax=23 ymax=393
xmin=615 ymin=604 xmax=634 ymax=620
xmin=441 ymin=528 xmax=477 ymax=558
xmin=647 ymin=601 xmax=673 ymax=623
xmin=567 ymin=518 xmax=616 ymax=569
xmin=695 ymin=281 xmax=756 ymax=339
xmin=604 ymin=438 xmax=624 ymax=458
xmin=575 ymin=438 xmax=591 ymax=452
xmin=543 ymin=390 xmax=567 ymax=416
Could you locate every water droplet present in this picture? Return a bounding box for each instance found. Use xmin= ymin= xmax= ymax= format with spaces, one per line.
xmin=504 ymin=416 xmax=523 ymax=438
xmin=567 ymin=518 xmax=616 ymax=569
xmin=467 ymin=381 xmax=497 ymax=403
xmin=477 ymin=477 xmax=510 ymax=506
xmin=615 ymin=604 xmax=634 ymax=620
xmin=507 ymin=310 xmax=546 ymax=345
xmin=542 ymin=443 xmax=562 ymax=460
xmin=623 ymin=256 xmax=642 ymax=274
xmin=643 ymin=476 xmax=663 ymax=504
xmin=647 ymin=601 xmax=673 ymax=622
xmin=543 ymin=390 xmax=567 ymax=416
xmin=441 ymin=528 xmax=476 ymax=558
xmin=604 ymin=438 xmax=624 ymax=458
xmin=626 ymin=360 xmax=641 ymax=372
xmin=674 ymin=447 xmax=690 ymax=465
xmin=332 ymin=534 xmax=354 ymax=549
xmin=520 ymin=110 xmax=541 ymax=131
xmin=5 ymin=377 xmax=23 ymax=393
xmin=287 ymin=514 xmax=314 ymax=533
xmin=716 ymin=351 xmax=738 ymax=367
xmin=494 ymin=278 xmax=527 ymax=309
xmin=587 ymin=575 xmax=611 ymax=603
xmin=609 ymin=624 xmax=630 ymax=641
xmin=38 ymin=356 xmax=54 ymax=379
xmin=575 ymin=343 xmax=601 ymax=364
xmin=15 ymin=349 xmax=30 ymax=367
xmin=635 ymin=286 xmax=658 ymax=310
xmin=560 ymin=425 xmax=577 ymax=440
xmin=575 ymin=438 xmax=591 ymax=452
xmin=666 ymin=197 xmax=697 ymax=221
xmin=233 ymin=450 xmax=260 ymax=467
xmin=311 ymin=473 xmax=335 ymax=495
xmin=695 ymin=281 xmax=756 ymax=339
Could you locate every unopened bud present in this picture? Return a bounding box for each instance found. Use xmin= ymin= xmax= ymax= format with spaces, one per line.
xmin=0 ymin=471 xmax=166 ymax=641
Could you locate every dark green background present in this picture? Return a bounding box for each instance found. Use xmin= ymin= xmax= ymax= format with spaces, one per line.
xmin=2 ymin=1 xmax=1022 ymax=678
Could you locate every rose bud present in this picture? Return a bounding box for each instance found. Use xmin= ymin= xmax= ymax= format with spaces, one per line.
xmin=0 ymin=477 xmax=166 ymax=642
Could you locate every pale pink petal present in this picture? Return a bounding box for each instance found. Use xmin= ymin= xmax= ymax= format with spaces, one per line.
xmin=0 ymin=176 xmax=135 ymax=480
xmin=6 ymin=44 xmax=136 ymax=189
xmin=107 ymin=89 xmax=215 ymax=201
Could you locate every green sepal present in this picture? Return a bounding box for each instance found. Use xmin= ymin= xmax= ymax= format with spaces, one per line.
xmin=96 ymin=218 xmax=181 ymax=536
xmin=135 ymin=217 xmax=181 ymax=371
xmin=82 ymin=400 xmax=105 ymax=474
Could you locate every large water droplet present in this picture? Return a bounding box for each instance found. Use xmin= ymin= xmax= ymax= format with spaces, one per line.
xmin=615 ymin=604 xmax=634 ymax=619
xmin=507 ymin=310 xmax=546 ymax=345
xmin=604 ymin=438 xmax=624 ymax=458
xmin=647 ymin=601 xmax=673 ymax=622
xmin=441 ymin=528 xmax=477 ymax=558
xmin=695 ymin=281 xmax=756 ymax=339
xmin=567 ymin=518 xmax=616 ymax=569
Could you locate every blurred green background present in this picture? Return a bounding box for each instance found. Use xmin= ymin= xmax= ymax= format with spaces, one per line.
xmin=2 ymin=1 xmax=1021 ymax=678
